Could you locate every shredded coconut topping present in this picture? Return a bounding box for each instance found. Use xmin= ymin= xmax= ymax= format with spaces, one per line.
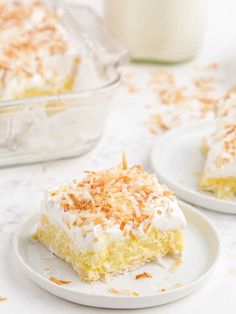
xmin=49 ymin=161 xmax=177 ymax=231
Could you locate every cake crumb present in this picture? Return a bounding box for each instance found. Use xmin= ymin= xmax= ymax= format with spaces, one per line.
xmin=135 ymin=272 xmax=152 ymax=280
xmin=49 ymin=276 xmax=72 ymax=285
xmin=0 ymin=296 xmax=7 ymax=302
xmin=169 ymin=259 xmax=182 ymax=273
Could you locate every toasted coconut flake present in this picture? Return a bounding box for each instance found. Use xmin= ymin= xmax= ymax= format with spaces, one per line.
xmin=93 ymin=236 xmax=99 ymax=243
xmin=135 ymin=272 xmax=152 ymax=280
xmin=120 ymin=221 xmax=126 ymax=231
xmin=146 ymin=114 xmax=171 ymax=134
xmin=129 ymin=230 xmax=136 ymax=240
xmin=193 ymin=77 xmax=217 ymax=92
xmin=158 ymin=87 xmax=186 ymax=105
xmin=144 ymin=222 xmax=151 ymax=233
xmin=159 ymin=288 xmax=166 ymax=293
xmin=49 ymin=276 xmax=72 ymax=285
xmin=108 ymin=288 xmax=139 ymax=296
xmin=122 ymin=152 xmax=128 ymax=170
xmin=50 ymin=160 xmax=176 ymax=232
xmin=163 ymin=190 xmax=173 ymax=197
xmin=133 ymin=205 xmax=141 ymax=218
xmin=149 ymin=69 xmax=175 ymax=86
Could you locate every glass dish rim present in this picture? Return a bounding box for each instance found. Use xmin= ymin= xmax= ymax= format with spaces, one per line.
xmin=0 ymin=68 xmax=120 ymax=109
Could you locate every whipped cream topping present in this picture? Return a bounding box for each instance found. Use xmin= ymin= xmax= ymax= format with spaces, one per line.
xmin=39 ymin=160 xmax=186 ymax=252
xmin=203 ymin=95 xmax=236 ymax=178
xmin=0 ymin=0 xmax=80 ymax=100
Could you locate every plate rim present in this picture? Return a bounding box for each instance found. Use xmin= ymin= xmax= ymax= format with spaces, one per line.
xmin=150 ymin=119 xmax=236 ymax=214
xmin=13 ymin=201 xmax=221 ymax=308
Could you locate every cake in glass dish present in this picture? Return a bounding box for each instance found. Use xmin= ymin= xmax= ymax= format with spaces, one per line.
xmin=199 ymin=95 xmax=236 ymax=198
xmin=0 ymin=1 xmax=124 ymax=167
xmin=0 ymin=0 xmax=80 ymax=100
xmin=36 ymin=156 xmax=186 ymax=282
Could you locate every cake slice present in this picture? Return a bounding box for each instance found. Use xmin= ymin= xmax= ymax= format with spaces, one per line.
xmin=36 ymin=156 xmax=186 ymax=282
xmin=199 ymin=95 xmax=236 ymax=198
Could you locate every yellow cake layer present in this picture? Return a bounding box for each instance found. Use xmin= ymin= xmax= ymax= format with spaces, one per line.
xmin=35 ymin=215 xmax=184 ymax=282
xmin=18 ymin=76 xmax=76 ymax=99
xmin=0 ymin=76 xmax=76 ymax=117
xmin=199 ymin=176 xmax=236 ymax=199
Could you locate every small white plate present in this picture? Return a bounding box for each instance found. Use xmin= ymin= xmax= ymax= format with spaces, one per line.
xmin=13 ymin=202 xmax=220 ymax=309
xmin=151 ymin=120 xmax=236 ymax=214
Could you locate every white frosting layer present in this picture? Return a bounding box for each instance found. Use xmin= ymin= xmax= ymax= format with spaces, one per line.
xmin=203 ymin=95 xmax=236 ymax=178
xmin=39 ymin=173 xmax=186 ymax=252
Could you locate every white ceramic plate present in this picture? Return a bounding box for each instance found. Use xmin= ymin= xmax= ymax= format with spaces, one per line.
xmin=151 ymin=120 xmax=236 ymax=214
xmin=13 ymin=201 xmax=220 ymax=309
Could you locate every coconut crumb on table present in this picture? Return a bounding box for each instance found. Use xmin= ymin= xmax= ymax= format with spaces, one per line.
xmin=108 ymin=288 xmax=140 ymax=296
xmin=142 ymin=61 xmax=229 ymax=135
xmin=120 ymin=70 xmax=140 ymax=94
xmin=145 ymin=113 xmax=171 ymax=135
xmin=193 ymin=77 xmax=218 ymax=93
xmin=49 ymin=276 xmax=72 ymax=285
xmin=157 ymin=87 xmax=187 ymax=105
xmin=149 ymin=69 xmax=175 ymax=86
xmin=135 ymin=271 xmax=152 ymax=280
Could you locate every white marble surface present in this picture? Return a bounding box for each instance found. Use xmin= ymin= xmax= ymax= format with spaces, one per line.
xmin=1 ymin=0 xmax=236 ymax=313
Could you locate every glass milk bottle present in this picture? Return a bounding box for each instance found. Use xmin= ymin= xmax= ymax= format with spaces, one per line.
xmin=104 ymin=0 xmax=206 ymax=63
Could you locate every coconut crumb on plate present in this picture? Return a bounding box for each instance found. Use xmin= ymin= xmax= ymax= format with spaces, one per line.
xmin=108 ymin=288 xmax=139 ymax=296
xmin=135 ymin=272 xmax=152 ymax=280
xmin=49 ymin=276 xmax=72 ymax=286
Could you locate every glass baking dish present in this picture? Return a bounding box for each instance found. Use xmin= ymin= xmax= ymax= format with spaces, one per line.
xmin=0 ymin=2 xmax=128 ymax=167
